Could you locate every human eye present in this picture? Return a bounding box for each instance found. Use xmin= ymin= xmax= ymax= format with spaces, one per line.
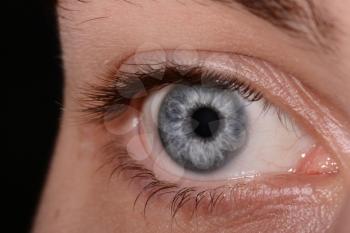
xmin=78 ymin=49 xmax=345 ymax=232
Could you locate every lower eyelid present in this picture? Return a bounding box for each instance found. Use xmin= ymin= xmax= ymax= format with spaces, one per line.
xmin=98 ymin=140 xmax=345 ymax=232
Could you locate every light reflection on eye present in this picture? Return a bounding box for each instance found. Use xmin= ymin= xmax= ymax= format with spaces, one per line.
xmin=100 ymin=50 xmax=339 ymax=185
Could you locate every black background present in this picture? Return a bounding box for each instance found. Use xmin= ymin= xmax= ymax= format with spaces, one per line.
xmin=6 ymin=1 xmax=62 ymax=232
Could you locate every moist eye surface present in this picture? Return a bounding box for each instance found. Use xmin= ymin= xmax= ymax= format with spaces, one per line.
xmin=158 ymin=85 xmax=248 ymax=173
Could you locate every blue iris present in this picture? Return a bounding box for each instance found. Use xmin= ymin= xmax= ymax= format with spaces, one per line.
xmin=158 ymin=85 xmax=248 ymax=173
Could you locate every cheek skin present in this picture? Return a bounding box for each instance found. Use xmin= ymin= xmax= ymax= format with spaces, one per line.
xmin=125 ymin=169 xmax=346 ymax=233
xmin=177 ymin=175 xmax=346 ymax=233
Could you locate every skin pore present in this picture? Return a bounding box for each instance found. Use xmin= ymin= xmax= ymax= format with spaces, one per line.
xmin=33 ymin=0 xmax=350 ymax=232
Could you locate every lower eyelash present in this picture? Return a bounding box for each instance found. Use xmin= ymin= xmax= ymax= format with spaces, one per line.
xmin=98 ymin=139 xmax=245 ymax=221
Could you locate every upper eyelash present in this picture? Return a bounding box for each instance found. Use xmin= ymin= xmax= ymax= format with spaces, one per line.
xmin=76 ymin=60 xmax=299 ymax=137
xmin=77 ymin=61 xmax=264 ymax=124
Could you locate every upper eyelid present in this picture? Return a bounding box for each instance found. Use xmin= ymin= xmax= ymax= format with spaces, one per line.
xmin=75 ymin=51 xmax=305 ymax=126
xmin=78 ymin=51 xmax=279 ymax=108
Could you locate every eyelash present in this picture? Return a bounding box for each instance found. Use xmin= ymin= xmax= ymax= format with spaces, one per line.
xmin=79 ymin=61 xmax=294 ymax=220
xmin=100 ymin=139 xmax=263 ymax=221
xmin=79 ymin=62 xmax=267 ymax=123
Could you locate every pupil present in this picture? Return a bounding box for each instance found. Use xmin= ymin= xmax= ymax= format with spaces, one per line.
xmin=191 ymin=107 xmax=220 ymax=139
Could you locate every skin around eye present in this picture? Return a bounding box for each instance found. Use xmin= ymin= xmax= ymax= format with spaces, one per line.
xmin=29 ymin=0 xmax=350 ymax=232
xmin=77 ymin=50 xmax=347 ymax=232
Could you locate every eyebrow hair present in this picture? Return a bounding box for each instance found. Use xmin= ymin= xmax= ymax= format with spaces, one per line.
xmin=212 ymin=0 xmax=336 ymax=51
xmin=58 ymin=0 xmax=337 ymax=51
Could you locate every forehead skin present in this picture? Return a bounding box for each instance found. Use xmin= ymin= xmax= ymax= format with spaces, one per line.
xmin=33 ymin=0 xmax=350 ymax=233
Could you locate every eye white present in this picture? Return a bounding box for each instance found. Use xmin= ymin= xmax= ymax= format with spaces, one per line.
xmin=140 ymin=84 xmax=313 ymax=182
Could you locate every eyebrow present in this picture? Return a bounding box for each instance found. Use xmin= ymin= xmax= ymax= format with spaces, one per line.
xmin=61 ymin=0 xmax=337 ymax=51
xmin=212 ymin=0 xmax=336 ymax=51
